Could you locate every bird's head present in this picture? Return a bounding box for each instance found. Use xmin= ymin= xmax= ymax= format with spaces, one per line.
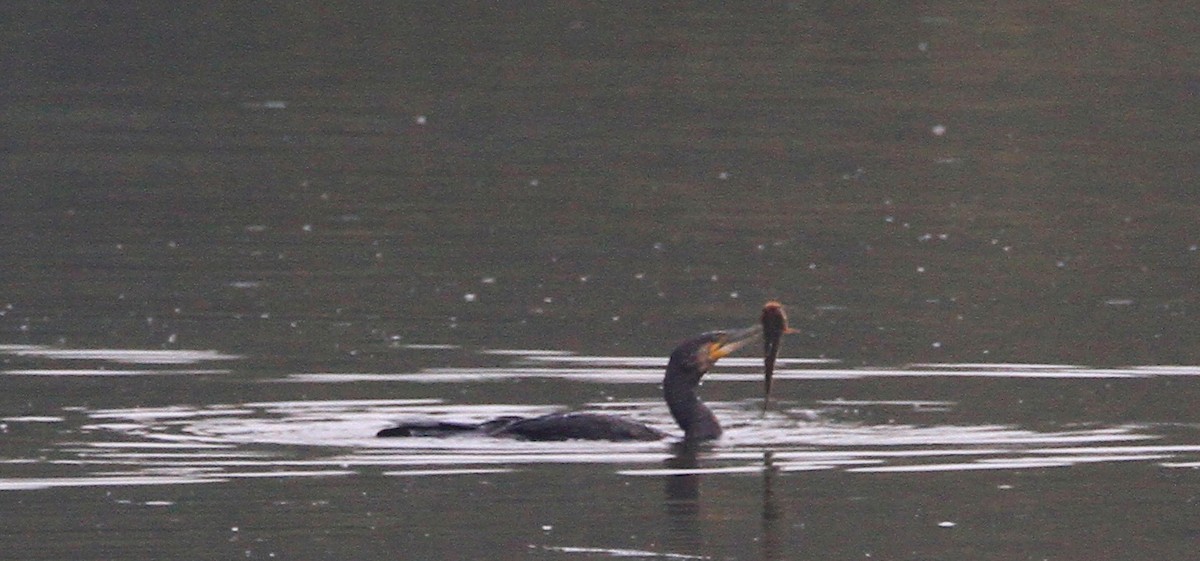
xmin=669 ymin=326 xmax=762 ymax=377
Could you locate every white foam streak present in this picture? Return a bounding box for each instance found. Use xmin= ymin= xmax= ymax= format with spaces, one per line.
xmin=3 ymin=369 xmax=232 ymax=376
xmin=3 ymin=348 xmax=240 ymax=364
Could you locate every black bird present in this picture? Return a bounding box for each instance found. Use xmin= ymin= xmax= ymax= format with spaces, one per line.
xmin=376 ymin=326 xmax=762 ymax=442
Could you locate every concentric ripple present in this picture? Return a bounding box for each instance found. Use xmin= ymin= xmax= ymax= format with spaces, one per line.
xmin=3 ymin=344 xmax=1200 ymax=490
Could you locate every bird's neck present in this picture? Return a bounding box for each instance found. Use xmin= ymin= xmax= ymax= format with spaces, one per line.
xmin=663 ymin=373 xmax=722 ymax=440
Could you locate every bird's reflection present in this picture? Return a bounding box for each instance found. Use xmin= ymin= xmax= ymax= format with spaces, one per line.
xmin=661 ymin=444 xmax=788 ymax=560
xmin=664 ymin=441 xmax=702 ymax=502
xmin=662 ymin=441 xmax=703 ymax=552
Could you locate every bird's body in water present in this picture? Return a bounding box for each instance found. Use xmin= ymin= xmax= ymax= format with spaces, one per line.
xmin=377 ymin=412 xmax=666 ymax=441
xmin=376 ymin=327 xmax=761 ymax=442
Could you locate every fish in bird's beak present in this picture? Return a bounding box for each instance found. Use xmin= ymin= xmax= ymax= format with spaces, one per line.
xmin=706 ymin=325 xmax=763 ymax=361
xmin=761 ymin=301 xmax=798 ymax=410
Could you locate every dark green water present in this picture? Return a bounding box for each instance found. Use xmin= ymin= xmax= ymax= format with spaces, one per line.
xmin=3 ymin=3 xmax=1200 ymax=560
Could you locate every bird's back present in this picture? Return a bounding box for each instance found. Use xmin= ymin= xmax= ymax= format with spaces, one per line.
xmin=490 ymin=412 xmax=666 ymax=442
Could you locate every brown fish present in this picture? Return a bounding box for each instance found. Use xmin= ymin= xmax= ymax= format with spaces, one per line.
xmin=761 ymin=301 xmax=797 ymax=410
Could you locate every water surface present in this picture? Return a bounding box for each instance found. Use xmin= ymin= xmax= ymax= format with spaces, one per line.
xmin=4 ymin=343 xmax=1200 ymax=559
xmin=3 ymin=3 xmax=1200 ymax=560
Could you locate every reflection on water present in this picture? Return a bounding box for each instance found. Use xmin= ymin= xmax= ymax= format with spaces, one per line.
xmin=540 ymin=545 xmax=709 ymax=560
xmin=0 ymin=344 xmax=240 ymax=376
xmin=3 ymin=344 xmax=1200 ymax=492
xmin=1 ymin=345 xmax=241 ymax=364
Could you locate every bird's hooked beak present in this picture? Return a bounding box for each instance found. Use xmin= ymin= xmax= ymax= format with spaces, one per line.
xmin=706 ymin=325 xmax=763 ymax=361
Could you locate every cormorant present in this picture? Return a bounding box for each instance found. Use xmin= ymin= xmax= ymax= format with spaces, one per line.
xmin=376 ymin=326 xmax=762 ymax=442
